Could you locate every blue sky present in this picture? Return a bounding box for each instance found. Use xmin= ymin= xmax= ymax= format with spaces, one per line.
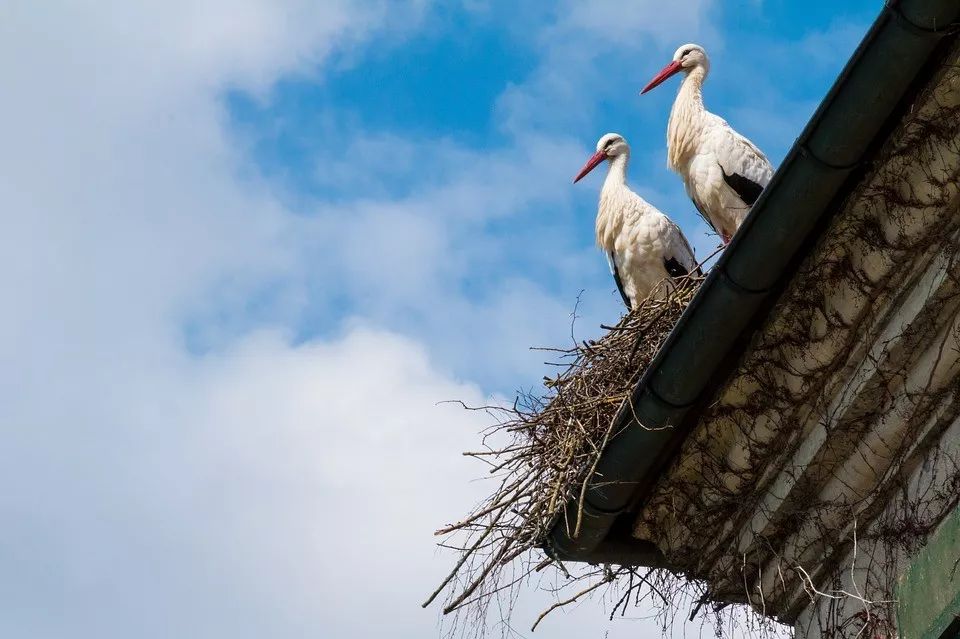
xmin=217 ymin=0 xmax=880 ymax=390
xmin=0 ymin=1 xmax=879 ymax=637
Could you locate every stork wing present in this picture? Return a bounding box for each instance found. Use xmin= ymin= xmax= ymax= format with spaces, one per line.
xmin=607 ymin=251 xmax=632 ymax=309
xmin=689 ymin=194 xmax=720 ymax=236
xmin=710 ymin=117 xmax=774 ymax=207
xmin=663 ymin=256 xmax=690 ymax=278
xmin=719 ymin=165 xmax=764 ymax=205
xmin=664 ymin=221 xmax=703 ymax=278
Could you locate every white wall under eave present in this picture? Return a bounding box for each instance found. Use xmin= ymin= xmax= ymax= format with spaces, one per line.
xmin=793 ymin=414 xmax=960 ymax=639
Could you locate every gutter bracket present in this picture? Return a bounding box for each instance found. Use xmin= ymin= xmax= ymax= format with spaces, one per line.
xmin=798 ymin=143 xmax=862 ymax=172
xmin=885 ymin=0 xmax=960 ymax=37
xmin=719 ymin=267 xmax=771 ymax=296
xmin=646 ymin=383 xmax=697 ymax=410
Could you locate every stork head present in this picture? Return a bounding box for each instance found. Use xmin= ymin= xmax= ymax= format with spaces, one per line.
xmin=640 ymin=43 xmax=709 ymax=94
xmin=572 ymin=133 xmax=629 ymax=183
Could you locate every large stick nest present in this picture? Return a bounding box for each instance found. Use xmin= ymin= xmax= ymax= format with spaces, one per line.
xmin=425 ymin=274 xmax=704 ymax=631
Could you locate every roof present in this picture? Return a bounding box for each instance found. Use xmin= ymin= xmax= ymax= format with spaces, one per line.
xmin=547 ymin=0 xmax=960 ymax=608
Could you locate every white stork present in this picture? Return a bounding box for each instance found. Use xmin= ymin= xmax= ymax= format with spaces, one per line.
xmin=641 ymin=43 xmax=773 ymax=244
xmin=573 ymin=133 xmax=700 ymax=310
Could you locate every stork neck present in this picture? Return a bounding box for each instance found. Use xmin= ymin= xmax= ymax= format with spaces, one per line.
xmin=595 ymin=153 xmax=636 ymax=252
xmin=667 ymin=66 xmax=707 ymax=171
xmin=602 ymin=154 xmax=629 ymax=191
xmin=677 ymin=66 xmax=707 ymax=112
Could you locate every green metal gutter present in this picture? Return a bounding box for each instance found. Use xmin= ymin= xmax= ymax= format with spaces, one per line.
xmin=548 ymin=0 xmax=960 ymax=564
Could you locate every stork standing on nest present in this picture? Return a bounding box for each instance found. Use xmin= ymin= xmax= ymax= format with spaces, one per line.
xmin=574 ymin=133 xmax=699 ymax=310
xmin=641 ymin=43 xmax=773 ymax=245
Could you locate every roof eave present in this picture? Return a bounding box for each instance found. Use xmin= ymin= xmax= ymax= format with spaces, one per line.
xmin=548 ymin=0 xmax=960 ymax=565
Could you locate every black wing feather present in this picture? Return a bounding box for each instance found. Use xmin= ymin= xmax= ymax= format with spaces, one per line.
xmin=719 ymin=164 xmax=764 ymax=206
xmin=671 ymin=222 xmax=704 ymax=278
xmin=609 ymin=251 xmax=631 ymax=309
xmin=689 ymin=196 xmax=720 ymax=236
xmin=663 ymin=256 xmax=690 ymax=279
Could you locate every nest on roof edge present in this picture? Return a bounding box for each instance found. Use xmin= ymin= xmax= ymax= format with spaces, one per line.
xmin=423 ymin=273 xmax=705 ymax=633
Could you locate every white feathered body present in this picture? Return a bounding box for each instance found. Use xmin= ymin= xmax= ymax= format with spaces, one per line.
xmin=596 ymin=156 xmax=697 ymax=307
xmin=667 ymin=68 xmax=773 ymax=240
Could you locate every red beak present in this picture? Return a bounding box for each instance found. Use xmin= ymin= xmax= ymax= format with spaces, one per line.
xmin=640 ymin=60 xmax=683 ymax=94
xmin=572 ymin=150 xmax=607 ymax=183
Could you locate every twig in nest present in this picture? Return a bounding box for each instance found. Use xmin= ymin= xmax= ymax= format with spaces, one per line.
xmin=426 ymin=275 xmax=703 ymax=628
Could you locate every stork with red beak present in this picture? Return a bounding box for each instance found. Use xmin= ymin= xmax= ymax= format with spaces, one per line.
xmin=574 ymin=133 xmax=700 ymax=310
xmin=641 ymin=43 xmax=773 ymax=244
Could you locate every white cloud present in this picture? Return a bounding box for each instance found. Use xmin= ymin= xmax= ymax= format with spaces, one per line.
xmin=718 ymin=17 xmax=870 ymax=166
xmin=797 ymin=19 xmax=868 ymax=70
xmin=0 ymin=301 xmax=687 ymax=636
xmin=0 ymin=2 xmax=508 ymax=637
xmin=494 ymin=0 xmax=718 ymax=135
xmin=0 ymin=1 xmax=766 ymax=636
xmin=554 ymin=0 xmax=716 ymax=47
xmin=0 ymin=1 xmax=428 ymax=351
xmin=4 ymin=325 xmax=486 ymax=634
xmin=271 ymin=128 xmax=622 ymax=385
xmin=0 ymin=2 xmax=622 ymax=637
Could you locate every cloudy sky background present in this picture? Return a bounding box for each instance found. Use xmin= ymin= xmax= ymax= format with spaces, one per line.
xmin=0 ymin=1 xmax=880 ymax=637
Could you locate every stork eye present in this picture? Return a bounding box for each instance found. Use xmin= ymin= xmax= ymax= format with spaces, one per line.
xmin=681 ymin=48 xmax=692 ymax=58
